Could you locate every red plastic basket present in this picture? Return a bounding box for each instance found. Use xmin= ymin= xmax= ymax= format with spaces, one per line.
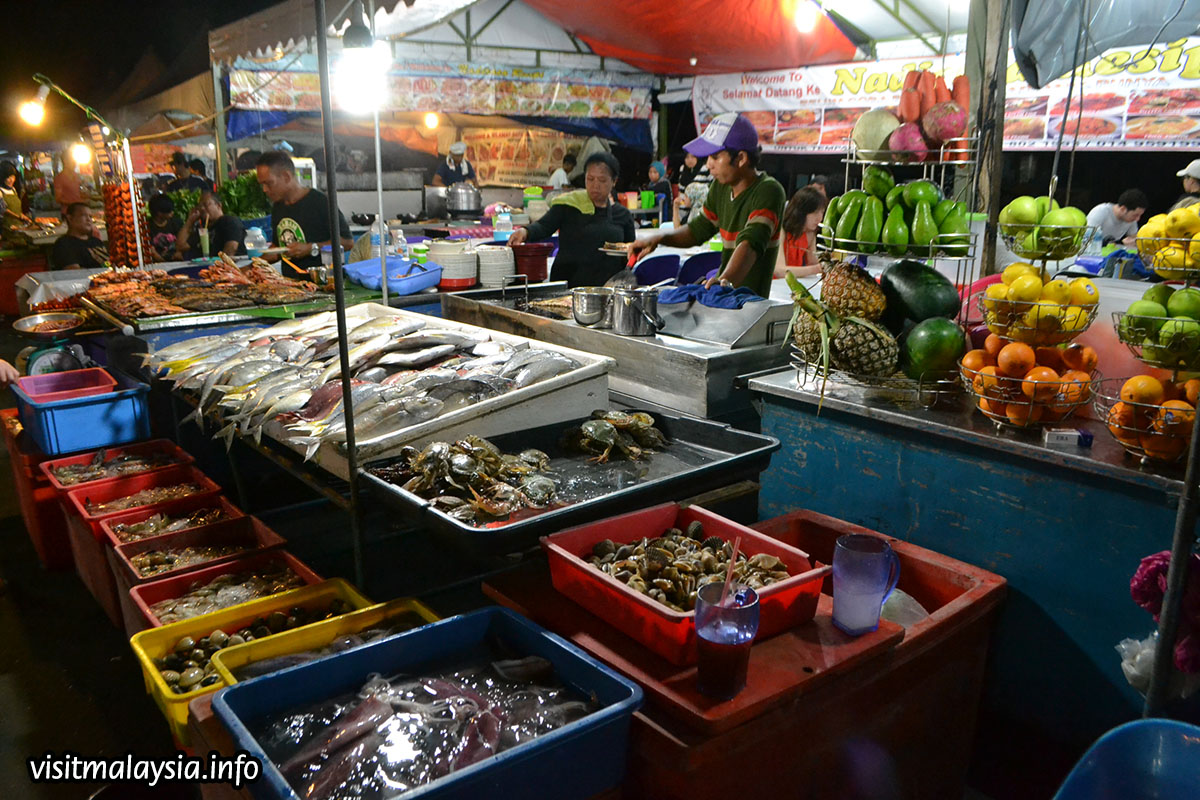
xmin=16 ymin=368 xmax=117 ymax=404
xmin=39 ymin=439 xmax=194 ymax=493
xmin=64 ymin=465 xmax=222 ymax=540
xmin=542 ymin=503 xmax=830 ymax=665
xmin=129 ymin=551 xmax=323 ymax=630
xmin=100 ymin=495 xmax=245 ymax=550
xmin=1 ymin=409 xmax=72 ymax=570
xmin=64 ymin=510 xmax=123 ymax=625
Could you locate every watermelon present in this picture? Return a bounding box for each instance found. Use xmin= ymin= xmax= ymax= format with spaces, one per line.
xmin=901 ymin=318 xmax=967 ymax=380
xmin=880 ymin=259 xmax=961 ymax=333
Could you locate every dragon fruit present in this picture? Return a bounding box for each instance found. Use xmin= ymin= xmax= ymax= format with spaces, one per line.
xmin=887 ymin=123 xmax=927 ymax=162
xmin=921 ymin=101 xmax=967 ymax=146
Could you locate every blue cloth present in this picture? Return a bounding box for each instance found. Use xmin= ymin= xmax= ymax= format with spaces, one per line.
xmin=658 ymin=284 xmax=765 ymax=309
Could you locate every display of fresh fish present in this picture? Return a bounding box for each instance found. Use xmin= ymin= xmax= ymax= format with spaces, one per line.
xmin=370 ymin=344 xmax=455 ymax=369
xmin=333 ymin=396 xmax=444 ymax=443
xmin=391 ymin=329 xmax=490 ymax=351
xmin=317 ymin=333 xmax=395 ymax=384
xmin=255 ymin=310 xmax=335 ymax=339
xmin=424 ymin=378 xmax=504 ymax=412
xmin=269 ymin=337 xmax=316 ymax=363
xmin=389 ymin=368 xmax=459 ymax=395
xmin=512 ymin=353 xmax=579 ymax=388
xmin=356 ymin=366 xmax=390 ymax=383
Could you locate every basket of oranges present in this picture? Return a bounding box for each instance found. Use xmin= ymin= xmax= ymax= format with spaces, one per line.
xmin=959 ymin=336 xmax=1098 ymax=429
xmin=977 ymin=264 xmax=1099 ymax=346
xmin=1094 ymin=375 xmax=1198 ymax=463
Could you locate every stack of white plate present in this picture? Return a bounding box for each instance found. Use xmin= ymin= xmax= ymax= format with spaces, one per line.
xmin=436 ymin=251 xmax=478 ymax=286
xmin=476 ymin=244 xmax=515 ymax=288
xmin=428 ymin=238 xmax=468 ymax=258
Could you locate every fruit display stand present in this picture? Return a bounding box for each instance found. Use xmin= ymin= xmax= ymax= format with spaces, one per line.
xmin=746 ymin=366 xmax=1196 ymax=783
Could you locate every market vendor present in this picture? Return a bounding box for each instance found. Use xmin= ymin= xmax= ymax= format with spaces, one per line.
xmin=507 ymin=152 xmax=634 ymax=288
xmin=1170 ymin=160 xmax=1200 ymax=211
xmin=0 ymin=162 xmax=32 ymax=228
xmin=50 ymin=202 xmax=106 ymax=270
xmin=164 ymin=152 xmax=209 ymax=194
xmin=1086 ymin=188 xmax=1147 ymax=248
xmin=255 ymin=151 xmax=353 ymax=270
xmin=176 ymin=191 xmax=247 ymax=260
xmin=432 ymin=142 xmax=478 ymax=188
xmin=629 ymin=112 xmax=785 ymax=297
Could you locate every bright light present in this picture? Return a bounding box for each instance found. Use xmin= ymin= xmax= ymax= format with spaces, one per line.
xmin=70 ymin=142 xmax=91 ymax=165
xmin=793 ymin=0 xmax=821 ymax=33
xmin=689 ymin=57 xmax=698 ymax=67
xmin=424 ymin=112 xmax=439 ymax=129
xmin=101 ymin=125 xmax=110 ymax=135
xmin=207 ymin=142 xmax=216 ymax=150
xmin=19 ymin=100 xmax=45 ymax=126
xmin=335 ymin=40 xmax=391 ymax=114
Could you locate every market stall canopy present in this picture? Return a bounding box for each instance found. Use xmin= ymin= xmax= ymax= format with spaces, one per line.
xmin=104 ymin=72 xmax=215 ymax=142
xmin=520 ymin=0 xmax=857 ymax=74
xmin=1012 ymin=0 xmax=1200 ymax=88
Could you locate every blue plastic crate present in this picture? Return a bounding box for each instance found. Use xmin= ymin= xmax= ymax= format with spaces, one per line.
xmin=213 ymin=607 xmax=643 ymax=800
xmin=345 ymin=257 xmax=443 ymax=294
xmin=1053 ymin=718 xmax=1200 ymax=799
xmin=11 ymin=369 xmax=150 ymax=456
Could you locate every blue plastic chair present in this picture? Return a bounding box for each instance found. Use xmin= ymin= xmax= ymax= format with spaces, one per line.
xmin=1052 ymin=719 xmax=1200 ymax=799
xmin=678 ymin=251 xmax=721 ymax=285
xmin=634 ymin=254 xmax=680 ymax=285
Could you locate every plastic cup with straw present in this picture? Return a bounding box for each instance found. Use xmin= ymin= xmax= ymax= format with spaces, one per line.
xmin=695 ymin=534 xmax=760 ymax=699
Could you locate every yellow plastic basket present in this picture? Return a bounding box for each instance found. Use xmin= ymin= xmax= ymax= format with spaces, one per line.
xmin=211 ymin=597 xmax=439 ymax=686
xmin=129 ymin=578 xmax=372 ymax=745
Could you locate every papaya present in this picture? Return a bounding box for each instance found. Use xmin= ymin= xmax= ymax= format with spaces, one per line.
xmin=902 ymin=180 xmax=940 ymax=210
xmin=862 ymin=166 xmax=895 ymax=199
xmin=885 ymin=185 xmax=904 ymax=211
xmin=911 ymin=199 xmax=938 ymax=257
xmin=933 ymin=198 xmax=961 ymax=228
xmin=835 ymin=195 xmax=865 ymax=248
xmin=938 ymin=208 xmax=971 ymax=257
xmin=856 ymin=196 xmax=884 ymax=253
xmin=881 ymin=205 xmax=909 ymax=257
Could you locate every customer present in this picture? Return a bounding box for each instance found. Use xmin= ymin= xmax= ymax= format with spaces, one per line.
xmin=629 ymin=112 xmax=786 ymax=297
xmin=54 ymin=160 xmax=84 ymax=214
xmin=256 ymin=151 xmax=352 ymax=269
xmin=189 ymin=159 xmax=215 ymax=192
xmin=432 ymin=141 xmax=477 ymax=187
xmin=774 ymin=186 xmax=827 ymax=279
xmin=672 ymin=181 xmax=710 ymax=228
xmin=645 ymin=161 xmax=671 ymax=198
xmin=0 ymin=162 xmax=28 ymax=227
xmin=676 ymin=151 xmax=711 ymax=187
xmin=808 ymin=175 xmax=829 ymax=199
xmin=549 ymin=153 xmax=575 ymax=191
xmin=51 ymin=202 xmax=106 ymax=269
xmin=164 ymin=153 xmax=209 ymax=193
xmin=1087 ymin=188 xmax=1148 ymax=248
xmin=1170 ymin=160 xmax=1200 ymax=211
xmin=146 ymin=193 xmax=182 ymax=261
xmin=176 ymin=190 xmax=246 ymax=260
xmin=507 ymin=152 xmax=635 ymax=288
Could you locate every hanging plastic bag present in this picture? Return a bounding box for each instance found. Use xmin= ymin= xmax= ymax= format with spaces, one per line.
xmin=1116 ymin=631 xmax=1200 ymax=700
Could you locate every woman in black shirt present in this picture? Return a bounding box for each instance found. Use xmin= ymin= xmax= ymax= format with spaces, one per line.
xmin=176 ymin=191 xmax=246 ymax=260
xmin=507 ymin=152 xmax=635 ymax=288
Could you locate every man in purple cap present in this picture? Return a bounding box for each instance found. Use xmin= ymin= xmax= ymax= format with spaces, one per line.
xmin=629 ymin=112 xmax=785 ymax=297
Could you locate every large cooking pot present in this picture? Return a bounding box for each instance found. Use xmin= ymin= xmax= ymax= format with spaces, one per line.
xmin=612 ymin=287 xmax=664 ymax=336
xmin=447 ymin=182 xmax=483 ymax=218
xmin=572 ymin=287 xmax=613 ymax=328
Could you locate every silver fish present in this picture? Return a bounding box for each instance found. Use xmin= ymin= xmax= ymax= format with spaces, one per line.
xmin=391 ymin=329 xmax=490 ymax=351
xmin=471 ymin=340 xmax=520 ymax=357
xmin=318 ymin=334 xmax=395 ymax=384
xmin=512 ymin=354 xmax=579 ymax=388
xmin=269 ymin=337 xmax=316 ymax=363
xmin=371 ymin=344 xmax=456 ymax=369
xmin=356 ymin=367 xmax=390 ymax=383
xmin=497 ymin=348 xmax=556 ymax=378
xmin=424 ymin=378 xmax=504 ymax=411
xmin=391 ymin=368 xmax=459 ymax=395
xmin=347 ymin=396 xmax=445 ymax=443
xmin=256 ymin=311 xmax=335 ymax=339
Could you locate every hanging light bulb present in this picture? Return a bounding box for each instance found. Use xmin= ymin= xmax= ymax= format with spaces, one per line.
xmin=793 ymin=0 xmax=822 ymax=33
xmin=424 ymin=112 xmax=439 ymax=129
xmin=18 ymin=85 xmax=50 ymax=126
xmin=335 ymin=2 xmax=391 ymax=115
xmin=70 ymin=142 xmax=92 ymax=164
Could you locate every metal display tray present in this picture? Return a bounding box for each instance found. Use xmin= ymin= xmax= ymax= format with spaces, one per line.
xmin=359 ymin=411 xmax=780 ymax=556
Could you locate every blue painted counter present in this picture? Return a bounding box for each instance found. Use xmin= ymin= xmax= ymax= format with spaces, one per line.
xmin=749 ymin=369 xmax=1196 ymax=779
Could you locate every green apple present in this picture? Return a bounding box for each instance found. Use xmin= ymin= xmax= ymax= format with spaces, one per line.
xmin=1001 ymin=196 xmax=1040 ymax=236
xmin=1159 ymin=316 xmax=1200 ymax=365
xmin=1142 ymin=335 xmax=1171 ymax=364
xmin=1060 ymin=206 xmax=1088 ymax=227
xmin=1143 ymin=283 xmax=1176 ymax=308
xmin=1167 ymin=286 xmax=1200 ymax=320
xmin=1120 ymin=300 xmax=1168 ymax=341
xmin=1035 ymin=195 xmax=1061 ymax=221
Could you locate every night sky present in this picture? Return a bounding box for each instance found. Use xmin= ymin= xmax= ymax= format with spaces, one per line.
xmin=0 ymin=0 xmax=279 ymax=145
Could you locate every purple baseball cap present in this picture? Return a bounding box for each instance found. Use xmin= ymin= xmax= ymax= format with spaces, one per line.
xmin=685 ymin=112 xmax=760 ymax=157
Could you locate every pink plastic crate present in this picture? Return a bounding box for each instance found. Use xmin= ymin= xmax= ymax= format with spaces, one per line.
xmin=40 ymin=439 xmax=194 ymax=493
xmin=542 ymin=503 xmax=830 ymax=666
xmin=100 ymin=495 xmax=245 ymax=550
xmin=129 ymin=551 xmax=323 ymax=630
xmin=17 ymin=368 xmax=117 ymax=403
xmin=64 ymin=465 xmax=222 ymax=540
xmin=110 ymin=516 xmax=286 ymax=638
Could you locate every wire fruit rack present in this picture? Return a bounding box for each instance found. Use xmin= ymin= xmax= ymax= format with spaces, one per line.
xmin=978 ymin=294 xmax=1099 ymax=346
xmin=958 ymin=360 xmax=1097 ymax=430
xmin=789 ymin=343 xmax=960 ymax=408
xmin=1112 ymin=311 xmax=1200 ymax=372
xmin=1093 ymin=378 xmax=1195 ymax=464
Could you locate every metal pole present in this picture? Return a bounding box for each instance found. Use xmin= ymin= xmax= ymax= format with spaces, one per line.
xmin=1144 ymin=403 xmax=1200 ymax=715
xmin=371 ymin=0 xmax=388 ymax=305
xmin=212 ymin=62 xmax=229 ymax=187
xmin=122 ymin=137 xmax=145 ymax=269
xmin=315 ymin=0 xmax=365 ymax=590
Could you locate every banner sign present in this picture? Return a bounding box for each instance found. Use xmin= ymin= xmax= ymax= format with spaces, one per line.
xmin=460 ymin=128 xmax=584 ymax=187
xmin=230 ymin=60 xmax=654 ymax=120
xmin=692 ymin=38 xmax=1200 ymax=153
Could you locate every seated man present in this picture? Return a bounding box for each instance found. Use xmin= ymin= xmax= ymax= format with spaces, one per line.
xmin=51 ymin=202 xmax=106 ymax=270
xmin=176 ymin=191 xmax=246 ymax=260
xmin=1087 ymin=188 xmax=1148 ymax=248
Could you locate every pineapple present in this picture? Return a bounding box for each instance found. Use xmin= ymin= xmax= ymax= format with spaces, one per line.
xmin=786 ymin=273 xmax=897 ymax=379
xmin=819 ymin=257 xmax=886 ymax=321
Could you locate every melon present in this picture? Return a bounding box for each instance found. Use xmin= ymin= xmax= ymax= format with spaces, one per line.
xmin=887 ymin=123 xmax=928 ymax=162
xmin=852 ymin=109 xmax=903 ymax=159
xmin=921 ymin=101 xmax=967 ymax=145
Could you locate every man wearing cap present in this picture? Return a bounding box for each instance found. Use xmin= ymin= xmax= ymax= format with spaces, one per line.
xmin=164 ymin=153 xmax=209 ymax=194
xmin=1170 ymin=160 xmax=1200 ymax=212
xmin=629 ymin=112 xmax=785 ymax=297
xmin=433 ymin=142 xmax=478 ymax=188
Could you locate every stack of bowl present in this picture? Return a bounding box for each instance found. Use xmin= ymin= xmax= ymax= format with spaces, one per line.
xmin=429 ymin=238 xmax=477 ymax=289
xmin=476 ymin=244 xmax=516 ymax=288
xmin=512 ymin=242 xmax=555 ymax=283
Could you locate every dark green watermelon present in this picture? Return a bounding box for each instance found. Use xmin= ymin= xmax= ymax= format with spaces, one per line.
xmin=901 ymin=318 xmax=967 ymax=380
xmin=880 ymin=259 xmax=961 ymax=334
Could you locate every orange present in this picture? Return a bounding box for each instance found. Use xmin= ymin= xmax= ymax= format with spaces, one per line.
xmin=1120 ymin=375 xmax=1165 ymax=406
xmin=1006 ymin=401 xmax=1043 ymax=427
xmin=984 ymin=333 xmax=1005 ymax=358
xmin=1040 ymin=405 xmax=1067 ymax=422
xmin=978 ymin=397 xmax=1006 ymax=419
xmin=997 ymin=342 xmax=1036 ymax=377
xmin=1107 ymin=401 xmax=1146 ymax=445
xmin=1184 ymin=379 xmax=1200 ymax=406
xmin=961 ymin=349 xmax=995 ymax=373
xmin=1139 ymin=430 xmax=1187 ymax=461
xmin=1061 ymin=343 xmax=1099 ymax=373
xmin=1155 ymin=400 xmax=1196 ymax=437
xmin=974 ymin=365 xmax=1001 ymax=394
xmin=1034 ymin=346 xmax=1064 ymax=371
xmin=1162 ymin=381 xmax=1184 ymax=402
xmin=1022 ymin=366 xmax=1060 ymax=400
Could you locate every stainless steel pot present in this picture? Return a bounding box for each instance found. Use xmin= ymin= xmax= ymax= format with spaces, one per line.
xmin=572 ymin=287 xmax=613 ymax=327
xmin=612 ymin=287 xmax=664 ymax=336
xmin=447 ymin=182 xmax=483 ymax=218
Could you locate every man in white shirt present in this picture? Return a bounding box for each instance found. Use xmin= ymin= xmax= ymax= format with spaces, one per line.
xmin=549 ymin=153 xmax=575 ymax=191
xmin=1086 ymin=188 xmax=1148 ymax=248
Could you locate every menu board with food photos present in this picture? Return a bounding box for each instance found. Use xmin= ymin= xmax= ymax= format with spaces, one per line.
xmin=230 ymin=59 xmax=654 ymax=120
xmin=693 ymin=38 xmax=1200 ymax=153
xmin=460 ymin=128 xmax=585 ymax=187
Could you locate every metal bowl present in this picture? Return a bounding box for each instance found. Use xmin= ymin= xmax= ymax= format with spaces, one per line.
xmin=572 ymin=287 xmax=613 ymax=327
xmin=13 ymin=312 xmax=83 ymax=340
